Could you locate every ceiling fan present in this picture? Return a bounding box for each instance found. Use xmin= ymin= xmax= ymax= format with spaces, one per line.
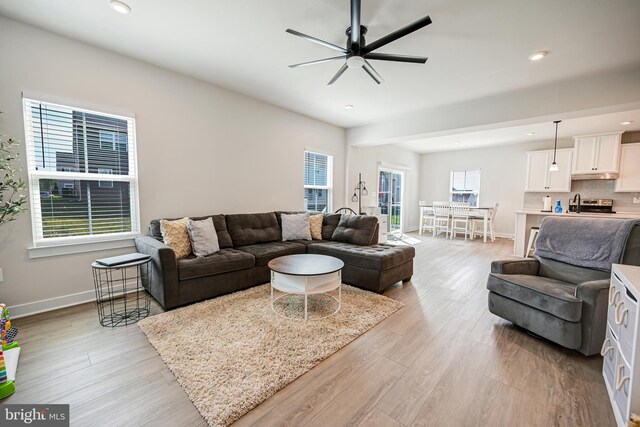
xmin=286 ymin=0 xmax=432 ymax=85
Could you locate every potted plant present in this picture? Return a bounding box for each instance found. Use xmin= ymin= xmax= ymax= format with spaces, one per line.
xmin=0 ymin=116 xmax=27 ymax=399
xmin=0 ymin=132 xmax=27 ymax=226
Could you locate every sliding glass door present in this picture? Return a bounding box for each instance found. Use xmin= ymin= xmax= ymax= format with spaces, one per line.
xmin=378 ymin=169 xmax=403 ymax=233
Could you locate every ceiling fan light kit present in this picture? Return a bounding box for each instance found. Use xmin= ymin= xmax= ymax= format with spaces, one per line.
xmin=286 ymin=0 xmax=432 ymax=85
xmin=347 ymin=56 xmax=365 ymax=68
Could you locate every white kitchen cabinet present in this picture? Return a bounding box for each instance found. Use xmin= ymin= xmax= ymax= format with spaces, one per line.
xmin=603 ymin=264 xmax=640 ymax=427
xmin=547 ymin=150 xmax=573 ymax=191
xmin=615 ymin=144 xmax=640 ymax=192
xmin=525 ymin=149 xmax=573 ymax=192
xmin=572 ymin=133 xmax=622 ymax=174
xmin=526 ymin=151 xmax=549 ymax=191
xmin=573 ymin=136 xmax=598 ymax=173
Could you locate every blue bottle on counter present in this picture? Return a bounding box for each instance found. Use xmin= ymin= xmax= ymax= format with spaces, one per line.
xmin=554 ymin=200 xmax=563 ymax=214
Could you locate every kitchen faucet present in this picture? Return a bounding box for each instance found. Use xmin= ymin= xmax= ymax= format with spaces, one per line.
xmin=572 ymin=193 xmax=581 ymax=213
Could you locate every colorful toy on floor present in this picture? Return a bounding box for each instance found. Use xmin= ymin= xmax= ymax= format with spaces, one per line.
xmin=0 ymin=304 xmax=18 ymax=349
xmin=0 ymin=304 xmax=19 ymax=399
xmin=0 ymin=345 xmax=15 ymax=399
xmin=3 ymin=327 xmax=18 ymax=349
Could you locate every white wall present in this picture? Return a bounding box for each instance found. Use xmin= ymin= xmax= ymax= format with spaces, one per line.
xmin=0 ymin=17 xmax=346 ymax=314
xmin=348 ymin=144 xmax=421 ymax=232
xmin=419 ymin=139 xmax=574 ymax=236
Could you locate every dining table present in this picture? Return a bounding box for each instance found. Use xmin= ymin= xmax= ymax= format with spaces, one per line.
xmin=418 ymin=205 xmax=493 ymax=242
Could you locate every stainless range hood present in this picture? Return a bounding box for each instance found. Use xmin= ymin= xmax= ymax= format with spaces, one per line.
xmin=571 ymin=172 xmax=619 ymax=180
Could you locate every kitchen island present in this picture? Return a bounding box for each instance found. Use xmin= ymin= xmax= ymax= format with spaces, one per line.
xmin=513 ymin=209 xmax=640 ymax=257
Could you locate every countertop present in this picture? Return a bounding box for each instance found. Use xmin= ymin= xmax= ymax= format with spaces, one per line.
xmin=515 ymin=209 xmax=640 ymax=219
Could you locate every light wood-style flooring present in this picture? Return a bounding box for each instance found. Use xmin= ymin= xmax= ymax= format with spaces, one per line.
xmin=7 ymin=234 xmax=615 ymax=426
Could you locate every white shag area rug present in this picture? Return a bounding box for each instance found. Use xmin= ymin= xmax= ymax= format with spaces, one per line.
xmin=138 ymin=283 xmax=403 ymax=427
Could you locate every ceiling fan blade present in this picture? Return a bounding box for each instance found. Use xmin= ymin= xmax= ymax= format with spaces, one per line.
xmin=364 ymin=15 xmax=432 ymax=53
xmin=327 ymin=63 xmax=349 ymax=85
xmin=364 ymin=53 xmax=428 ymax=64
xmin=351 ymin=0 xmax=361 ymax=47
xmin=289 ymin=56 xmax=346 ymax=68
xmin=362 ymin=59 xmax=384 ymax=84
xmin=286 ymin=29 xmax=348 ymax=53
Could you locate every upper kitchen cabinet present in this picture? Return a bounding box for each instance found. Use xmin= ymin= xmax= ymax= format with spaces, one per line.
xmin=615 ymin=143 xmax=640 ymax=192
xmin=525 ymin=149 xmax=573 ymax=192
xmin=572 ymin=132 xmax=622 ymax=175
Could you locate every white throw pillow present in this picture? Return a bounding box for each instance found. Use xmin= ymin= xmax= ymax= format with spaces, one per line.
xmin=281 ymin=213 xmax=311 ymax=241
xmin=187 ymin=218 xmax=220 ymax=257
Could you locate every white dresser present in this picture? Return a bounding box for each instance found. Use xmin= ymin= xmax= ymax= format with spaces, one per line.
xmin=603 ymin=264 xmax=640 ymax=426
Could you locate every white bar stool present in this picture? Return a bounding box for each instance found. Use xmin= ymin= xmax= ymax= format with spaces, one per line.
xmin=432 ymin=201 xmax=450 ymax=238
xmin=526 ymin=227 xmax=540 ymax=257
xmin=419 ymin=204 xmax=434 ymax=235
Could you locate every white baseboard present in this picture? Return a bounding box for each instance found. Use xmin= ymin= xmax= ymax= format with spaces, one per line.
xmin=495 ymin=232 xmax=515 ymax=240
xmin=10 ymin=285 xmax=140 ymax=319
xmin=469 ymin=232 xmax=514 ymax=240
xmin=409 ymin=227 xmax=514 ymax=240
xmin=10 ymin=289 xmax=97 ymax=319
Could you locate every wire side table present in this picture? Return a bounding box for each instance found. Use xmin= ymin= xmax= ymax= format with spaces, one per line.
xmin=91 ymin=256 xmax=151 ymax=327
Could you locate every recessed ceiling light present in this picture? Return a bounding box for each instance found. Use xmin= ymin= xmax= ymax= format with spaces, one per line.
xmin=527 ymin=132 xmax=535 ymax=136
xmin=109 ymin=0 xmax=131 ymax=15
xmin=621 ymin=121 xmax=634 ymax=125
xmin=528 ymin=51 xmax=547 ymax=61
xmin=344 ymin=104 xmax=354 ymax=110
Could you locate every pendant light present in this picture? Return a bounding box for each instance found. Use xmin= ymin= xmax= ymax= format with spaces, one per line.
xmin=549 ymin=120 xmax=561 ymax=172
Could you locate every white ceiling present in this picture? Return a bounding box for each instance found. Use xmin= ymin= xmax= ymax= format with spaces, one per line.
xmin=395 ymin=110 xmax=640 ymax=153
xmin=1 ymin=0 xmax=639 ymax=131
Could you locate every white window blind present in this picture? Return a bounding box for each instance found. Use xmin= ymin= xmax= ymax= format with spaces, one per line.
xmin=22 ymin=98 xmax=140 ymax=246
xmin=304 ymin=151 xmax=333 ymax=212
xmin=450 ymin=169 xmax=481 ymax=208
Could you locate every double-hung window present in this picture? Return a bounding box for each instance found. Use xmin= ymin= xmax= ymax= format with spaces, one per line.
xmin=22 ymin=97 xmax=140 ymax=246
xmin=303 ymin=151 xmax=333 ymax=212
xmin=450 ymin=169 xmax=481 ymax=208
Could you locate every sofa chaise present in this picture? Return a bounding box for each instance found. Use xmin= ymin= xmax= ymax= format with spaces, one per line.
xmin=135 ymin=211 xmax=415 ymax=309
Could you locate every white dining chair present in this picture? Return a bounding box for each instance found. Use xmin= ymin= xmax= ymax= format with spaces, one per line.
xmin=450 ymin=202 xmax=471 ymax=241
xmin=471 ymin=202 xmax=499 ymax=241
xmin=432 ymin=201 xmax=450 ymax=238
xmin=419 ymin=201 xmax=435 ymax=235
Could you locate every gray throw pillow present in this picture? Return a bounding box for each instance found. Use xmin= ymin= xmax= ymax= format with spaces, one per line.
xmin=322 ymin=213 xmax=342 ymax=240
xmin=187 ymin=218 xmax=220 ymax=257
xmin=331 ymin=215 xmax=378 ymax=245
xmin=281 ymin=213 xmax=311 ymax=241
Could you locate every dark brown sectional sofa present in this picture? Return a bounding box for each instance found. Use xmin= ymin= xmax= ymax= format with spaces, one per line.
xmin=134 ymin=211 xmax=415 ymax=310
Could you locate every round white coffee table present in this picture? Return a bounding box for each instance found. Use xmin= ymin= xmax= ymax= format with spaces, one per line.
xmin=268 ymin=254 xmax=344 ymax=320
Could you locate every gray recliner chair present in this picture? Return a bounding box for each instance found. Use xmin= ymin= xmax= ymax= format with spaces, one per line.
xmin=487 ymin=223 xmax=640 ymax=356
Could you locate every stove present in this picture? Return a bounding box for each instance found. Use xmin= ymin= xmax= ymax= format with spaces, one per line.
xmin=568 ymin=198 xmax=616 ymax=214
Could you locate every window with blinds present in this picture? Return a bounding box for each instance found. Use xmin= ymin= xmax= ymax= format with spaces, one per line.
xmin=304 ymin=151 xmax=333 ymax=213
xmin=22 ymin=98 xmax=140 ymax=245
xmin=450 ymin=169 xmax=481 ymax=208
